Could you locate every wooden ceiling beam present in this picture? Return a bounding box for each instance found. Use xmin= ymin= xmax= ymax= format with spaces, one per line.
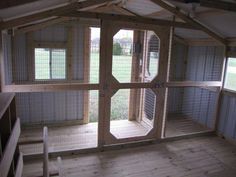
xmin=150 ymin=0 xmax=227 ymax=45
xmin=0 ymin=0 xmax=40 ymax=9
xmin=200 ymin=0 xmax=236 ymax=12
xmin=14 ymin=17 xmax=71 ymax=35
xmin=62 ymin=11 xmax=198 ymax=29
xmin=0 ymin=0 xmax=114 ymax=30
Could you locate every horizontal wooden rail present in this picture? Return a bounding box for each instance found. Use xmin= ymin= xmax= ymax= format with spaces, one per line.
xmin=63 ymin=11 xmax=198 ymax=30
xmin=18 ymin=138 xmax=43 ymax=145
xmin=2 ymin=83 xmax=100 ymax=92
xmin=1 ymin=82 xmax=222 ymax=93
xmin=111 ymin=82 xmax=154 ymax=89
xmin=222 ymin=89 xmax=236 ymax=98
xmin=0 ymin=118 xmax=21 ymax=177
xmin=166 ymin=81 xmax=222 ymax=87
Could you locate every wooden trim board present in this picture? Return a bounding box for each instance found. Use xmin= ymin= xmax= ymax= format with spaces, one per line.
xmin=0 ymin=118 xmax=21 ymax=177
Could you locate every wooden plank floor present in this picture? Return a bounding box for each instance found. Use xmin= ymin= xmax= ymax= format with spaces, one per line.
xmin=165 ymin=115 xmax=209 ymax=137
xmin=19 ymin=118 xmax=209 ymax=155
xmin=19 ymin=120 xmax=150 ymax=155
xmin=22 ymin=136 xmax=236 ymax=177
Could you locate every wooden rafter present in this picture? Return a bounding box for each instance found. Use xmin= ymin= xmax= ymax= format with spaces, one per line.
xmin=63 ymin=11 xmax=198 ymax=29
xmin=14 ymin=17 xmax=71 ymax=34
xmin=150 ymin=0 xmax=227 ymax=45
xmin=200 ymin=0 xmax=236 ymax=12
xmin=171 ymin=0 xmax=236 ymax=12
xmin=0 ymin=0 xmax=39 ymax=9
xmin=0 ymin=0 xmax=114 ymax=30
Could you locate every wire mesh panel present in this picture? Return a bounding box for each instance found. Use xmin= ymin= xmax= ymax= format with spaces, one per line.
xmin=110 ymin=88 xmax=156 ymax=139
xmin=89 ymin=27 xmax=100 ymax=83
xmin=112 ymin=30 xmax=134 ymax=83
xmin=169 ymin=43 xmax=224 ymax=82
xmin=112 ymin=29 xmax=160 ymax=83
xmin=165 ymin=87 xmax=218 ymax=137
xmin=17 ymin=90 xmax=99 ymax=155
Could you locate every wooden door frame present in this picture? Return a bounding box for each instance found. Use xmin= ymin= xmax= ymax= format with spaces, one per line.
xmin=98 ymin=20 xmax=172 ymax=146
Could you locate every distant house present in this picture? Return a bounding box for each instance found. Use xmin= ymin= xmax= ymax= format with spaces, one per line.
xmin=91 ymin=38 xmax=100 ymax=53
xmin=91 ymin=37 xmax=133 ymax=55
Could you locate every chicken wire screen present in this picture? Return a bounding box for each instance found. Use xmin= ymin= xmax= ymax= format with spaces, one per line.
xmin=165 ymin=87 xmax=217 ymax=137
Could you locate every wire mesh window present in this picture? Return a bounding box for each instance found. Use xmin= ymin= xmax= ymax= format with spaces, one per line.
xmin=112 ymin=30 xmax=134 ymax=83
xmin=224 ymin=57 xmax=236 ymax=91
xmin=34 ymin=48 xmax=66 ymax=80
xmin=144 ymin=33 xmax=160 ymax=81
xmin=112 ymin=30 xmax=160 ymax=83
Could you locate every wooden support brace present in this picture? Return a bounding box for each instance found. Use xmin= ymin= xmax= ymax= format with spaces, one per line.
xmin=63 ymin=11 xmax=198 ymax=29
xmin=150 ymin=0 xmax=227 ymax=45
xmin=0 ymin=0 xmax=114 ymax=30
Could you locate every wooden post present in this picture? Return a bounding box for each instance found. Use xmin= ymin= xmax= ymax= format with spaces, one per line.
xmin=27 ymin=32 xmax=34 ymax=82
xmin=67 ymin=26 xmax=73 ymax=81
xmin=129 ymin=30 xmax=141 ymax=121
xmin=213 ymin=45 xmax=227 ymax=131
xmin=98 ymin=20 xmax=114 ymax=147
xmin=0 ymin=31 xmax=5 ymax=92
xmin=43 ymin=127 xmax=49 ymax=177
xmin=83 ymin=26 xmax=91 ymax=124
xmin=57 ymin=156 xmax=65 ymax=177
xmin=154 ymin=26 xmax=172 ymax=139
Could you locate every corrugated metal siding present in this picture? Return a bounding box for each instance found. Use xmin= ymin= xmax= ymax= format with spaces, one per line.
xmin=182 ymin=87 xmax=217 ymax=129
xmin=34 ymin=25 xmax=67 ymax=42
xmin=2 ymin=33 xmax=13 ymax=84
xmin=218 ymin=94 xmax=236 ymax=140
xmin=14 ymin=23 xmax=86 ymax=124
xmin=168 ymin=87 xmax=217 ymax=129
xmin=16 ymin=91 xmax=84 ymax=124
xmin=186 ymin=46 xmax=224 ymax=81
xmin=13 ymin=34 xmax=28 ymax=81
xmin=169 ymin=41 xmax=187 ymax=81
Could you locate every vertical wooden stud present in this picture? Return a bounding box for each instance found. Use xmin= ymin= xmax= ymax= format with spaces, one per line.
xmin=43 ymin=127 xmax=49 ymax=177
xmin=83 ymin=26 xmax=91 ymax=124
xmin=27 ymin=32 xmax=34 ymax=82
xmin=67 ymin=25 xmax=73 ymax=81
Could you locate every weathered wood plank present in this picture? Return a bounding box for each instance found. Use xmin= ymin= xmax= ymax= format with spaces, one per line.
xmin=0 ymin=118 xmax=21 ymax=177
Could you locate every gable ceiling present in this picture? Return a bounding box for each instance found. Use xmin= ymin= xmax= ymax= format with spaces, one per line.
xmin=0 ymin=0 xmax=235 ymax=39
